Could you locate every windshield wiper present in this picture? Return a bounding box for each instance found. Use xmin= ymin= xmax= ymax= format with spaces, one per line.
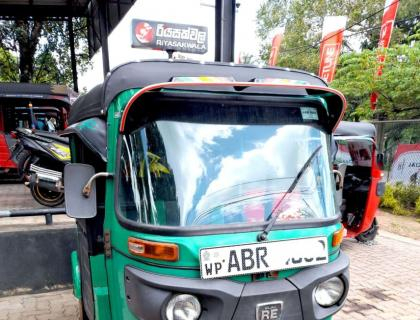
xmin=257 ymin=145 xmax=322 ymax=242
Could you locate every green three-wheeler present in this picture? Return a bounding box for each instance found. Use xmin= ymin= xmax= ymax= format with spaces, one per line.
xmin=63 ymin=60 xmax=349 ymax=320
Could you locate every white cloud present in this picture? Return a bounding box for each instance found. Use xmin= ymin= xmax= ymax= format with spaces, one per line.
xmin=157 ymin=122 xmax=243 ymax=224
xmin=195 ymin=125 xmax=327 ymax=215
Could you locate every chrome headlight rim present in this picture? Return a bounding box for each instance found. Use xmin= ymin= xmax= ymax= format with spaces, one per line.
xmin=165 ymin=293 xmax=201 ymax=320
xmin=314 ymin=276 xmax=345 ymax=308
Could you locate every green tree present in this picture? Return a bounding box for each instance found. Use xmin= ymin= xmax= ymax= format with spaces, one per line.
xmin=331 ymin=41 xmax=420 ymax=120
xmin=0 ymin=18 xmax=89 ymax=87
xmin=0 ymin=47 xmax=18 ymax=81
xmin=257 ymin=0 xmax=384 ymax=70
xmin=257 ymin=0 xmax=419 ymax=70
xmin=257 ymin=0 xmax=420 ymax=120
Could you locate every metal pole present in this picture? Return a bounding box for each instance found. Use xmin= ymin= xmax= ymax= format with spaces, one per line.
xmin=99 ymin=0 xmax=110 ymax=77
xmin=375 ymin=121 xmax=385 ymax=153
xmin=215 ymin=0 xmax=221 ymax=61
xmin=45 ymin=213 xmax=53 ymax=225
xmin=0 ymin=207 xmax=66 ymax=218
xmin=68 ymin=17 xmax=79 ymax=92
xmin=215 ymin=0 xmax=236 ymax=62
xmin=370 ymin=119 xmax=420 ymax=124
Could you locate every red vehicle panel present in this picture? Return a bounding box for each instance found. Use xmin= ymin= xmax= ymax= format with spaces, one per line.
xmin=0 ymin=133 xmax=17 ymax=169
xmin=334 ymin=121 xmax=383 ymax=242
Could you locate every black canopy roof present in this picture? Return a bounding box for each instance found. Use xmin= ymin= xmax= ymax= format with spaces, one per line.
xmin=69 ymin=60 xmax=329 ymax=124
xmin=334 ymin=121 xmax=376 ymax=138
xmin=0 ymin=0 xmax=89 ymax=19
xmin=0 ymin=83 xmax=77 ymax=106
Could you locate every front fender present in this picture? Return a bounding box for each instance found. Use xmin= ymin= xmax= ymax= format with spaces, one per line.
xmin=71 ymin=251 xmax=81 ymax=300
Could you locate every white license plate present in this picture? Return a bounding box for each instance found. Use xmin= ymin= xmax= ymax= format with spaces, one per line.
xmin=200 ymin=237 xmax=328 ymax=279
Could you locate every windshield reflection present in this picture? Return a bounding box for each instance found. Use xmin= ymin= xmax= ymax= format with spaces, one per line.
xmin=118 ymin=122 xmax=335 ymax=227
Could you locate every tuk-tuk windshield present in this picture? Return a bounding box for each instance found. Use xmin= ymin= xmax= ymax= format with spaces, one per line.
xmin=118 ymin=121 xmax=336 ymax=228
xmin=334 ymin=138 xmax=373 ymax=167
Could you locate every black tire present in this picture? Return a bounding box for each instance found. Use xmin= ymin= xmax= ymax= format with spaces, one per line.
xmin=30 ymin=184 xmax=64 ymax=207
xmin=78 ymin=300 xmax=89 ymax=320
xmin=15 ymin=150 xmax=31 ymax=181
xmin=356 ymin=218 xmax=379 ymax=242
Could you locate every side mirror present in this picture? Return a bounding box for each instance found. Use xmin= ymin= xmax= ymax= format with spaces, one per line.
xmin=376 ymin=153 xmax=384 ymax=170
xmin=64 ymin=163 xmax=97 ymax=219
xmin=333 ymin=169 xmax=344 ymax=191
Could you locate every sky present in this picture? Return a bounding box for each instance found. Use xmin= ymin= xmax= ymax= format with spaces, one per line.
xmin=78 ymin=0 xmax=264 ymax=91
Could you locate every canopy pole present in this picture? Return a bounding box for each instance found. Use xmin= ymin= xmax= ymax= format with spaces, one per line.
xmin=68 ymin=17 xmax=79 ymax=92
xmin=99 ymin=0 xmax=110 ymax=77
xmin=215 ymin=0 xmax=236 ymax=62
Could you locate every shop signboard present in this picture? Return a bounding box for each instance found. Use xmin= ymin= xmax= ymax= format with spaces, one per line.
xmin=131 ymin=19 xmax=208 ymax=54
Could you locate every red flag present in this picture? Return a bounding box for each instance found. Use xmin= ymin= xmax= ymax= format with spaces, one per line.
xmin=318 ymin=16 xmax=347 ymax=83
xmin=268 ymin=34 xmax=283 ymax=66
xmin=370 ymin=0 xmax=400 ymax=110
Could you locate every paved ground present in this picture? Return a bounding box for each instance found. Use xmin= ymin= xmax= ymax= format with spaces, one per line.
xmin=0 ymin=231 xmax=419 ymax=320
xmin=0 ymin=183 xmax=46 ymax=210
xmin=0 ymin=183 xmax=73 ymax=230
xmin=0 ymin=291 xmax=78 ymax=320
xmin=336 ymin=232 xmax=420 ymax=320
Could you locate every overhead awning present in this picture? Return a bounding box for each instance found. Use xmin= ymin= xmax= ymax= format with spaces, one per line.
xmin=0 ymin=0 xmax=89 ymax=19
xmin=0 ymin=0 xmax=136 ymax=57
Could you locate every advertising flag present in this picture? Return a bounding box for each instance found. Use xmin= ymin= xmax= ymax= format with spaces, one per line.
xmin=370 ymin=0 xmax=400 ymax=110
xmin=318 ymin=16 xmax=347 ymax=83
xmin=389 ymin=144 xmax=420 ymax=185
xmin=268 ymin=33 xmax=283 ymax=66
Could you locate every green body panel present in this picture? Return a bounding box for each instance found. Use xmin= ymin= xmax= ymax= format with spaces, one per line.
xmin=90 ymin=254 xmax=108 ymax=286
xmin=93 ymin=287 xmax=111 ymax=320
xmin=105 ymin=224 xmax=341 ymax=319
xmin=71 ymin=251 xmax=81 ymax=300
xmin=75 ymin=89 xmax=345 ymax=319
xmin=107 ymin=212 xmax=341 ymax=278
xmin=90 ymin=254 xmax=111 ymax=319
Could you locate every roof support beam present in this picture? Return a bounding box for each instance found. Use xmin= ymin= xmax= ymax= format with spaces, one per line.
xmin=214 ymin=0 xmax=236 ymax=62
xmin=68 ymin=17 xmax=79 ymax=92
xmin=0 ymin=5 xmax=87 ymax=19
xmin=98 ymin=0 xmax=110 ymax=77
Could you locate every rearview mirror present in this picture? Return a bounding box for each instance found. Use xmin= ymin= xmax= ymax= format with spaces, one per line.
xmin=64 ymin=163 xmax=97 ymax=219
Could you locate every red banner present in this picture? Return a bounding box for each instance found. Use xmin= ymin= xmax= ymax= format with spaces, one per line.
xmin=318 ymin=16 xmax=347 ymax=83
xmin=370 ymin=0 xmax=400 ymax=110
xmin=268 ymin=34 xmax=283 ymax=66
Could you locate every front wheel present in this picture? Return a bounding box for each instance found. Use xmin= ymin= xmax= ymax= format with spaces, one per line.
xmin=356 ymin=218 xmax=378 ymax=243
xmin=14 ymin=150 xmax=31 ymax=181
xmin=30 ymin=184 xmax=64 ymax=207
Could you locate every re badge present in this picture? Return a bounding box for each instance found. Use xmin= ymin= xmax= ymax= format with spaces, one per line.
xmin=256 ymin=301 xmax=283 ymax=320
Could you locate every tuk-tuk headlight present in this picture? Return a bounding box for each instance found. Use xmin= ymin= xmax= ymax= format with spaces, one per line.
xmin=314 ymin=276 xmax=345 ymax=307
xmin=165 ymin=294 xmax=201 ymax=320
